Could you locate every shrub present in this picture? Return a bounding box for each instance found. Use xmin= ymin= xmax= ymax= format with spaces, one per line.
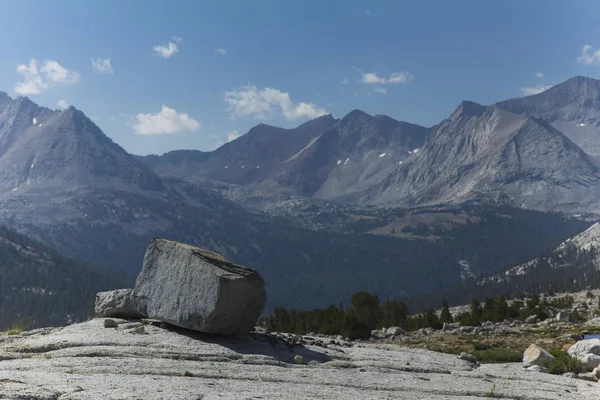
xmin=541 ymin=350 xmax=582 ymax=374
xmin=472 ymin=348 xmax=522 ymax=363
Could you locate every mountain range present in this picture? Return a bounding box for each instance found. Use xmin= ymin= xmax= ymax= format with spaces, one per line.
xmin=141 ymin=76 xmax=600 ymax=215
xmin=2 ymin=76 xmax=600 ymax=324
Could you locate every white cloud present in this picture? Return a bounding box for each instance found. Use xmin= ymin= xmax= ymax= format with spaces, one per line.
xmin=577 ymin=44 xmax=600 ymax=65
xmin=536 ymin=71 xmax=544 ymax=78
xmin=153 ymin=41 xmax=180 ymax=58
xmin=216 ymin=48 xmax=227 ymax=55
xmin=361 ymin=71 xmax=413 ymax=84
xmin=520 ymin=84 xmax=552 ymax=96
xmin=374 ymin=87 xmax=387 ymax=94
xmin=15 ymin=59 xmax=80 ymax=95
xmin=133 ymin=105 xmax=200 ymax=135
xmin=108 ymin=116 xmax=116 ymax=122
xmin=224 ymin=85 xmax=327 ymax=120
xmin=41 ymin=61 xmax=80 ymax=84
xmin=227 ymin=130 xmax=240 ymax=142
xmin=57 ymin=99 xmax=69 ymax=109
xmin=171 ymin=36 xmax=184 ymax=43
xmin=91 ymin=58 xmax=114 ymax=74
xmin=341 ymin=78 xmax=349 ymax=84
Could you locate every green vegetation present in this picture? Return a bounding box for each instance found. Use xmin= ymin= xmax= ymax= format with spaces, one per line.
xmin=541 ymin=350 xmax=582 ymax=374
xmin=473 ymin=348 xmax=522 ymax=363
xmin=0 ymin=227 xmax=118 ymax=330
xmin=262 ymin=291 xmax=443 ymax=338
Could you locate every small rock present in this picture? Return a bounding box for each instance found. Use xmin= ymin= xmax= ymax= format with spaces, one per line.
xmin=180 ymin=370 xmax=194 ymax=377
xmin=562 ymin=372 xmax=577 ymax=378
xmin=103 ymin=319 xmax=117 ymax=328
xmin=130 ymin=325 xmax=146 ymax=334
xmin=95 ymin=289 xmax=143 ymax=319
xmin=294 ymin=355 xmax=304 ymax=364
xmin=525 ymin=315 xmax=539 ymax=324
xmin=458 ymin=352 xmax=478 ymax=364
xmin=370 ymin=329 xmax=386 ymax=339
xmin=386 ymin=326 xmax=405 ymax=337
xmin=556 ymin=311 xmax=570 ymax=322
xmin=592 ymin=367 xmax=600 ymax=379
xmin=576 ymin=372 xmax=598 ymax=382
xmin=526 ymin=365 xmax=548 ymax=373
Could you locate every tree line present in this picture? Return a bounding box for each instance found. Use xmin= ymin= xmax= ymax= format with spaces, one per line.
xmin=260 ymin=289 xmax=588 ymax=340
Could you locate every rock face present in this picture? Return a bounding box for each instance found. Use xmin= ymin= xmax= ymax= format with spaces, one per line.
xmin=133 ymin=238 xmax=266 ymax=335
xmin=556 ymin=311 xmax=571 ymax=322
xmin=569 ymin=339 xmax=600 ymax=369
xmin=0 ymin=319 xmax=596 ymax=400
xmin=523 ymin=344 xmax=555 ymax=366
xmin=357 ymin=102 xmax=600 ymax=213
xmin=94 ymin=289 xmax=142 ymax=319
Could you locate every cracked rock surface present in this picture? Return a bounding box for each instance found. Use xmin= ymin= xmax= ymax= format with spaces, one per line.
xmin=0 ymin=319 xmax=597 ymax=399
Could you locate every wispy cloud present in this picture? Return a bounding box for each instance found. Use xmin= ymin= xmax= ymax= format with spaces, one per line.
xmin=361 ymin=71 xmax=413 ymax=84
xmin=520 ymin=84 xmax=552 ymax=96
xmin=57 ymin=99 xmax=69 ymax=109
xmin=577 ymin=44 xmax=600 ymax=65
xmin=153 ymin=38 xmax=182 ymax=58
xmin=364 ymin=10 xmax=371 ymax=15
xmin=341 ymin=78 xmax=349 ymax=85
xmin=91 ymin=58 xmax=114 ymax=74
xmin=15 ymin=59 xmax=80 ymax=95
xmin=577 ymin=45 xmax=600 ymax=65
xmin=133 ymin=105 xmax=200 ymax=135
xmin=227 ymin=130 xmax=240 ymax=142
xmin=225 ymin=85 xmax=327 ymax=120
xmin=374 ymin=87 xmax=387 ymax=94
xmin=536 ymin=71 xmax=544 ymax=78
xmin=216 ymin=48 xmax=227 ymax=55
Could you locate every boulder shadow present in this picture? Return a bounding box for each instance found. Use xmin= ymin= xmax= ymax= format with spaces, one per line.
xmin=151 ymin=321 xmax=333 ymax=365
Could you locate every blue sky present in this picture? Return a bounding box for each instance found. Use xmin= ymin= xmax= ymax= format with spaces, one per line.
xmin=1 ymin=0 xmax=600 ymax=155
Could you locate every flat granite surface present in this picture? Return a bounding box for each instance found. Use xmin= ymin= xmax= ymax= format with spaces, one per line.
xmin=0 ymin=319 xmax=597 ymax=399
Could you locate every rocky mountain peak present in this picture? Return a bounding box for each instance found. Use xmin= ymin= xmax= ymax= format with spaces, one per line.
xmin=450 ymin=101 xmax=487 ymax=120
xmin=339 ymin=109 xmax=372 ymax=127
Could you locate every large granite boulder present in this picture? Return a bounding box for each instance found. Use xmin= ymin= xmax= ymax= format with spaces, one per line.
xmin=132 ymin=238 xmax=266 ymax=336
xmin=523 ymin=344 xmax=554 ymax=366
xmin=95 ymin=289 xmax=143 ymax=319
xmin=568 ymin=339 xmax=600 ymax=369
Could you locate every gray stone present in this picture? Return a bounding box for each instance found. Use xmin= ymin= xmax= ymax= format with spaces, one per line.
xmin=525 ymin=315 xmax=539 ymax=324
xmin=0 ymin=319 xmax=596 ymax=399
xmin=386 ymin=326 xmax=405 ymax=337
xmin=133 ymin=238 xmax=266 ymax=336
xmin=556 ymin=311 xmax=571 ymax=322
xmin=523 ymin=344 xmax=554 ymax=366
xmin=526 ymin=365 xmax=548 ymax=373
xmin=94 ymin=289 xmax=143 ymax=319
xmin=458 ymin=352 xmax=478 ymax=364
xmin=568 ymin=339 xmax=600 ymax=369
xmin=370 ymin=329 xmax=386 ymax=339
xmin=103 ymin=319 xmax=117 ymax=328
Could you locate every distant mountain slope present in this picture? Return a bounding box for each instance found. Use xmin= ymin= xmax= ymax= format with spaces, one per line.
xmin=139 ymin=114 xmax=338 ymax=186
xmin=273 ymin=110 xmax=428 ymax=199
xmin=355 ymin=100 xmax=600 ymax=213
xmin=0 ymin=226 xmax=117 ymax=329
xmin=496 ymin=76 xmax=600 ymax=158
xmin=483 ymin=222 xmax=600 ymax=286
xmin=0 ymin=93 xmax=592 ymax=314
xmin=139 ymin=110 xmax=429 ymax=200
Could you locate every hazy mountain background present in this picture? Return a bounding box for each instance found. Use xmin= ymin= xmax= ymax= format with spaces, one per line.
xmin=3 ymin=76 xmax=600 ymax=328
